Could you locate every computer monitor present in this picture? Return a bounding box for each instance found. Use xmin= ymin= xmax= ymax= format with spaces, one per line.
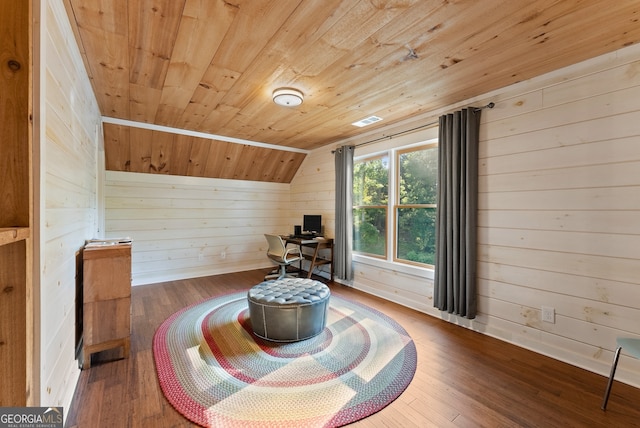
xmin=303 ymin=215 xmax=322 ymax=235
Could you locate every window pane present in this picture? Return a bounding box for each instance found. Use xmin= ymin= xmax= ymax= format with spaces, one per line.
xmin=353 ymin=207 xmax=386 ymax=256
xmin=397 ymin=207 xmax=436 ymax=265
xmin=353 ymin=156 xmax=389 ymax=206
xmin=398 ymin=147 xmax=438 ymax=204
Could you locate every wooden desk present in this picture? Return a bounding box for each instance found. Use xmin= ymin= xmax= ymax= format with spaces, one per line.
xmin=82 ymin=241 xmax=131 ymax=369
xmin=283 ymin=236 xmax=334 ymax=282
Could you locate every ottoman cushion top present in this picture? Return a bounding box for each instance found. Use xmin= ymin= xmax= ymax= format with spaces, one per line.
xmin=248 ymin=278 xmax=330 ymax=306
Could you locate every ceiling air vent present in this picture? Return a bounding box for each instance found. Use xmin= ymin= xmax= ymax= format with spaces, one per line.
xmin=352 ymin=115 xmax=383 ymax=127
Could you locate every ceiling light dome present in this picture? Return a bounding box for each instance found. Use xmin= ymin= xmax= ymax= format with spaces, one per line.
xmin=272 ymin=88 xmax=303 ymax=107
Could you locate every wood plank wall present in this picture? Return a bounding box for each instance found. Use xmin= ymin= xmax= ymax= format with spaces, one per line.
xmin=105 ymin=171 xmax=291 ymax=285
xmin=41 ymin=1 xmax=102 ymax=409
xmin=288 ymin=152 xmax=337 ymax=279
xmin=290 ymin=43 xmax=640 ymax=388
xmin=476 ymin=44 xmax=640 ymax=384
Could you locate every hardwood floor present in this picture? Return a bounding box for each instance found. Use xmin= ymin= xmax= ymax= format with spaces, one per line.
xmin=65 ymin=270 xmax=640 ymax=427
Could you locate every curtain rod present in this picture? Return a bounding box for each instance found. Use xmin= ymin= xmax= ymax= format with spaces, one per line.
xmin=332 ymin=102 xmax=495 ymax=153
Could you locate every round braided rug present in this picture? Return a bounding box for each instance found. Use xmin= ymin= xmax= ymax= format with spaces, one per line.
xmin=153 ymin=291 xmax=417 ymax=427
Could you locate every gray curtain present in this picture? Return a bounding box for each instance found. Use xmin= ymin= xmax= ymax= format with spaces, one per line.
xmin=434 ymin=107 xmax=481 ymax=319
xmin=334 ymin=145 xmax=355 ymax=281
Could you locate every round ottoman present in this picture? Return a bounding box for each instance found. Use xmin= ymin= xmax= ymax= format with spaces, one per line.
xmin=247 ymin=278 xmax=330 ymax=342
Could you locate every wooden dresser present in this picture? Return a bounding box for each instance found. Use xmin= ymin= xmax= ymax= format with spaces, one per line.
xmin=81 ymin=240 xmax=131 ymax=369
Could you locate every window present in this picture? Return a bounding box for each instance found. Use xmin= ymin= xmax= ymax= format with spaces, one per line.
xmin=395 ymin=144 xmax=438 ymax=266
xmin=353 ymin=141 xmax=437 ymax=268
xmin=353 ymin=155 xmax=388 ymax=257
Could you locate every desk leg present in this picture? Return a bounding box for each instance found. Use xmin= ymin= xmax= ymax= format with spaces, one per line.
xmin=294 ymin=242 xmax=307 ymax=277
xmin=307 ymin=243 xmax=321 ymax=278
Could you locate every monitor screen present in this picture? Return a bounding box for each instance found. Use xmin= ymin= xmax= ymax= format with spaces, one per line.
xmin=303 ymin=215 xmax=322 ymax=234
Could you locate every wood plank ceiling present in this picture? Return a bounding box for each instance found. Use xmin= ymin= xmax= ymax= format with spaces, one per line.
xmin=64 ymin=0 xmax=640 ymax=182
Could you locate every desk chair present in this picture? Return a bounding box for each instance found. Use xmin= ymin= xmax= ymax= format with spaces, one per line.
xmin=264 ymin=234 xmax=301 ymax=280
xmin=602 ymin=337 xmax=640 ymax=410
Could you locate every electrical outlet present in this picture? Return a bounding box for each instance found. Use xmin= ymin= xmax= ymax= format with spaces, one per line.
xmin=541 ymin=306 xmax=555 ymax=323
xmin=220 ymin=251 xmax=226 ymax=259
xmin=198 ymin=252 xmax=204 ymax=261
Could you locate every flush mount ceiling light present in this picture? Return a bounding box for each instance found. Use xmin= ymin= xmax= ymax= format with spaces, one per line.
xmin=272 ymin=88 xmax=304 ymax=107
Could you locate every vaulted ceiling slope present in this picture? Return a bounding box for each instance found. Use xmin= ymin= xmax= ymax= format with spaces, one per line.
xmin=102 ymin=123 xmax=306 ymax=182
xmin=65 ymin=0 xmax=640 ymax=161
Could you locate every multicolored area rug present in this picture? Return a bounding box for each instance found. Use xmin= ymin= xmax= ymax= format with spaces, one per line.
xmin=153 ymin=291 xmax=417 ymax=427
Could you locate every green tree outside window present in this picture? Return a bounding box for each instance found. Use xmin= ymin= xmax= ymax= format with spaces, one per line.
xmin=353 ymin=156 xmax=388 ymax=257
xmin=396 ymin=145 xmax=437 ymax=266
